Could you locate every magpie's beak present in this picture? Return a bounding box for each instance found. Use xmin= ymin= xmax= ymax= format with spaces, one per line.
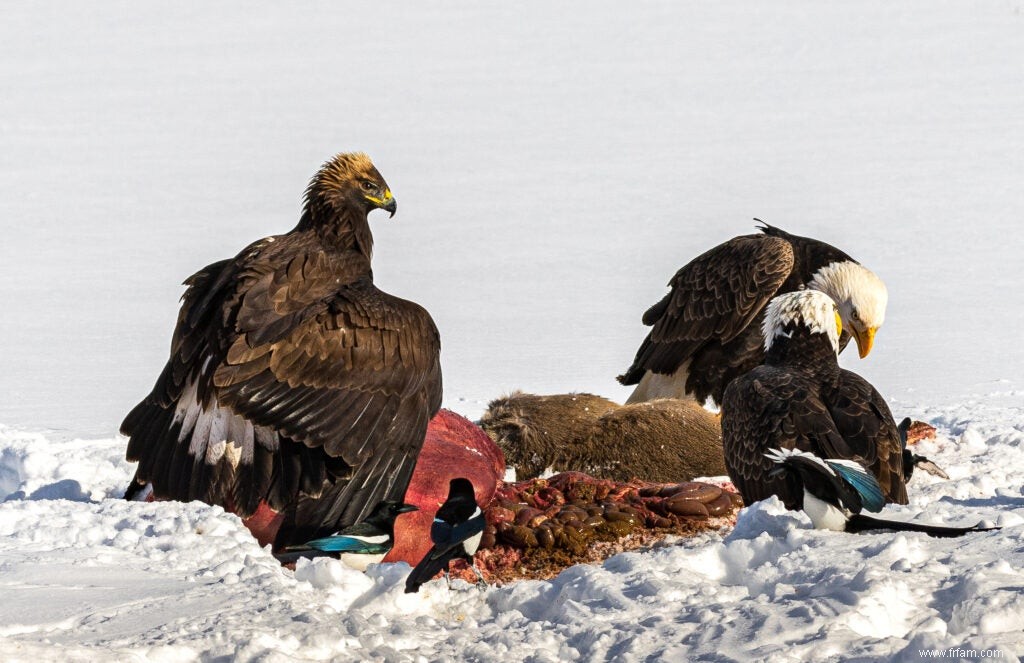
xmin=397 ymin=503 xmax=418 ymax=514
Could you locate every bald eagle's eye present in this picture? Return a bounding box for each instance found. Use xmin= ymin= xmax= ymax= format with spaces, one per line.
xmin=361 ymin=181 xmax=376 ymax=192
xmin=851 ymin=310 xmax=861 ymax=322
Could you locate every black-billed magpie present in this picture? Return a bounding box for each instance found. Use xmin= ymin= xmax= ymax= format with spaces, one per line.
xmin=766 ymin=448 xmax=997 ymax=538
xmin=405 ymin=478 xmax=485 ymax=593
xmin=275 ymin=500 xmax=417 ymax=570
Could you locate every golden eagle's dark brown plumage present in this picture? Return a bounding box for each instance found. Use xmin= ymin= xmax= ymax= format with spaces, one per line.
xmin=121 ymin=153 xmax=442 ymax=547
xmin=618 ymin=223 xmax=888 ymax=407
xmin=721 ymin=291 xmax=906 ymax=510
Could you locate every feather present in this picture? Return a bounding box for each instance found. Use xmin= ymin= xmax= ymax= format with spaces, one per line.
xmin=826 ymin=459 xmax=885 ymax=513
xmin=121 ymin=153 xmax=441 ymax=530
xmin=723 ymin=289 xmax=904 ymax=514
xmin=620 ymin=225 xmax=882 ymax=407
xmin=303 ymin=534 xmax=390 ymax=554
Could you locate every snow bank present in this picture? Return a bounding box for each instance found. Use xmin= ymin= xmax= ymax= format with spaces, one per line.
xmin=2 ymin=404 xmax=1022 ymax=660
xmin=0 ymin=427 xmax=127 ymax=502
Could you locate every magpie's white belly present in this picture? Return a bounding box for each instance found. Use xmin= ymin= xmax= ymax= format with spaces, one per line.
xmin=464 ymin=530 xmax=483 ymax=556
xmin=339 ymin=552 xmax=385 ymax=572
xmin=802 ymin=492 xmax=849 ymax=532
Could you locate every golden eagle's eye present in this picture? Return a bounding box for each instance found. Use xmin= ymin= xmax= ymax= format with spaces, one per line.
xmin=361 ymin=180 xmax=376 ymax=192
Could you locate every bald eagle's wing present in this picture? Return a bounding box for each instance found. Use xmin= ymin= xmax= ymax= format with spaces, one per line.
xmin=826 ymin=370 xmax=907 ymax=504
xmin=721 ymin=366 xmax=847 ymax=510
xmin=618 ymin=235 xmax=794 ymax=384
xmin=123 ymin=241 xmax=442 ymax=528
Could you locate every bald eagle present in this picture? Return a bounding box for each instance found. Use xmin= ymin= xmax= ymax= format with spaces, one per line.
xmin=720 ymin=290 xmax=906 ymax=510
xmin=618 ymin=223 xmax=887 ymax=406
xmin=121 ymin=153 xmax=442 ymax=547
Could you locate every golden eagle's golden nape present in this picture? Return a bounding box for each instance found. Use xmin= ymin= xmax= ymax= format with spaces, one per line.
xmin=306 ymin=152 xmax=376 ymax=200
xmin=304 ymin=152 xmax=393 ymax=212
xmin=297 ymin=152 xmax=396 ymax=256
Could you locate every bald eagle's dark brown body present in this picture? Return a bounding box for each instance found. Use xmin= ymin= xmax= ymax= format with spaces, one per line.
xmin=721 ymin=325 xmax=906 ymax=510
xmin=121 ymin=154 xmax=442 ymax=547
xmin=618 ymin=224 xmax=856 ymax=406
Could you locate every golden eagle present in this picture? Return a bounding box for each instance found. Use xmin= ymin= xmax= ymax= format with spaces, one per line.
xmin=121 ymin=153 xmax=442 ymax=546
xmin=720 ymin=290 xmax=906 ymax=510
xmin=618 ymin=223 xmax=887 ymax=406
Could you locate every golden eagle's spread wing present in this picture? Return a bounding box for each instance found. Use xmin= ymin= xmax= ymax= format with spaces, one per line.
xmin=123 ymin=239 xmax=442 ymax=527
xmin=214 ymin=254 xmax=442 ymax=528
xmin=620 ymin=235 xmax=794 ymax=383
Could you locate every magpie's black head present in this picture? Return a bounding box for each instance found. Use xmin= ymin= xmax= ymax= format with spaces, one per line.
xmin=365 ymin=500 xmax=418 ymax=529
xmin=437 ymin=478 xmax=479 ymax=523
xmin=447 ymin=478 xmax=476 ymax=501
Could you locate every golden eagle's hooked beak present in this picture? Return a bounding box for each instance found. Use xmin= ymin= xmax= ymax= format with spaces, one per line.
xmin=366 ymin=189 xmax=397 ymax=217
xmin=853 ymin=326 xmax=877 ymax=358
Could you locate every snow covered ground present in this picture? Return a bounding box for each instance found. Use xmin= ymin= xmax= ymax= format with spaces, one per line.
xmin=2 ymin=2 xmax=1023 ymax=660
xmin=2 ymin=406 xmax=1022 ymax=660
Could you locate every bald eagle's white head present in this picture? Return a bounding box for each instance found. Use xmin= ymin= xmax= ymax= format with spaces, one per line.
xmin=763 ymin=290 xmax=842 ymax=354
xmin=807 ymin=261 xmax=887 ymax=358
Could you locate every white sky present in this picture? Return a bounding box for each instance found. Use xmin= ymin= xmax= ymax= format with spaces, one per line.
xmin=1 ymin=2 xmax=1022 ymax=435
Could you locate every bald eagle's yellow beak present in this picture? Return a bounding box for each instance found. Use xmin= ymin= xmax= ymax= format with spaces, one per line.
xmin=834 ymin=312 xmax=842 ymax=339
xmin=853 ymin=326 xmax=877 ymax=358
xmin=365 ymin=189 xmax=397 ymax=217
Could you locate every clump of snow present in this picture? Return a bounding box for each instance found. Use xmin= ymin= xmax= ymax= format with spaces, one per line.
xmin=0 ymin=426 xmax=129 ymax=502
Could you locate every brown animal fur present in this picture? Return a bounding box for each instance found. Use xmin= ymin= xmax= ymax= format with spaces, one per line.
xmin=479 ymin=392 xmax=619 ymax=479
xmin=479 ymin=392 xmax=726 ymax=483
